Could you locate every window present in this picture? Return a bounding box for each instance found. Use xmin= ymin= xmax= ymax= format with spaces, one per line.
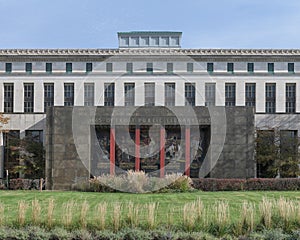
xmin=227 ymin=63 xmax=234 ymax=73
xmin=46 ymin=63 xmax=52 ymax=73
xmin=165 ymin=83 xmax=175 ymax=106
xmin=288 ymin=63 xmax=294 ymax=73
xmin=161 ymin=37 xmax=169 ymax=46
xmin=245 ymin=83 xmax=256 ymax=107
xmin=104 ymin=83 xmax=115 ymax=106
xmin=86 ymin=63 xmax=93 ymax=73
xmin=144 ymin=83 xmax=155 ymax=106
xmin=187 ymin=63 xmax=193 ymax=73
xmin=124 ymin=83 xmax=135 ymax=106
xmin=24 ymin=83 xmax=34 ymax=112
xmin=140 ymin=37 xmax=149 ymax=46
xmin=146 ymin=63 xmax=153 ymax=73
xmin=64 ymin=83 xmax=74 ymax=106
xmin=268 ymin=63 xmax=274 ymax=73
xmin=106 ymin=63 xmax=113 ymax=72
xmin=185 ymin=83 xmax=195 ymax=106
xmin=4 ymin=83 xmax=14 ymax=113
xmin=207 ymin=63 xmax=214 ymax=73
xmin=44 ymin=83 xmax=54 ymax=112
xmin=5 ymin=63 xmax=12 ymax=73
xmin=151 ymin=37 xmax=159 ymax=46
xmin=66 ymin=63 xmax=72 ymax=73
xmin=205 ymin=83 xmax=215 ymax=106
xmin=225 ymin=83 xmax=236 ymax=106
xmin=25 ymin=130 xmax=43 ymax=143
xmin=265 ymin=83 xmax=276 ymax=113
xmin=256 ymin=130 xmax=275 ymax=178
xmin=248 ymin=63 xmax=254 ymax=73
xmin=84 ymin=83 xmax=94 ymax=106
xmin=121 ymin=37 xmax=129 ymax=46
xmin=286 ymin=83 xmax=296 ymax=113
xmin=280 ymin=130 xmax=298 ymax=163
xmin=26 ymin=63 xmax=32 ymax=73
xmin=126 ymin=63 xmax=133 ymax=74
xmin=167 ymin=63 xmax=173 ymax=74
xmin=3 ymin=130 xmax=20 ymax=179
xmin=131 ymin=37 xmax=139 ymax=46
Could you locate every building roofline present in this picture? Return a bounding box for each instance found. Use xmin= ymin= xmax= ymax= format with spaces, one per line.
xmin=1 ymin=48 xmax=300 ymax=56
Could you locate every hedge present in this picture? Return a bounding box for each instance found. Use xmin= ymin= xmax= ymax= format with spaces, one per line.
xmin=2 ymin=178 xmax=300 ymax=192
xmin=193 ymin=178 xmax=300 ymax=191
xmin=0 ymin=178 xmax=44 ymax=190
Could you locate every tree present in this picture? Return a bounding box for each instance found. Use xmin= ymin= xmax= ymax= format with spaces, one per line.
xmin=0 ymin=113 xmax=9 ymax=130
xmin=256 ymin=128 xmax=300 ymax=178
xmin=10 ymin=136 xmax=45 ymax=179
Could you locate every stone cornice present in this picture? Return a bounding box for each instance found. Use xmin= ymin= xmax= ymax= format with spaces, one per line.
xmin=1 ymin=48 xmax=300 ymax=56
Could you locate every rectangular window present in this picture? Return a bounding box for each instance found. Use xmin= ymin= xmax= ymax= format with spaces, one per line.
xmin=44 ymin=83 xmax=54 ymax=112
xmin=268 ymin=63 xmax=274 ymax=73
xmin=26 ymin=63 xmax=32 ymax=73
xmin=5 ymin=63 xmax=12 ymax=73
xmin=227 ymin=63 xmax=234 ymax=73
xmin=207 ymin=63 xmax=214 ymax=73
xmin=187 ymin=63 xmax=193 ymax=73
xmin=265 ymin=83 xmax=276 ymax=113
xmin=66 ymin=63 xmax=72 ymax=73
xmin=3 ymin=130 xmax=20 ymax=179
xmin=86 ymin=63 xmax=93 ymax=73
xmin=25 ymin=130 xmax=43 ymax=143
xmin=167 ymin=63 xmax=173 ymax=74
xmin=280 ymin=130 xmax=298 ymax=163
xmin=147 ymin=63 xmax=153 ymax=73
xmin=24 ymin=83 xmax=34 ymax=112
xmin=288 ymin=63 xmax=294 ymax=73
xmin=144 ymin=83 xmax=155 ymax=106
xmin=126 ymin=63 xmax=133 ymax=74
xmin=64 ymin=83 xmax=74 ymax=106
xmin=84 ymin=83 xmax=94 ymax=106
xmin=124 ymin=83 xmax=135 ymax=106
xmin=4 ymin=83 xmax=14 ymax=113
xmin=286 ymin=83 xmax=296 ymax=113
xmin=46 ymin=63 xmax=52 ymax=73
xmin=225 ymin=83 xmax=236 ymax=106
xmin=104 ymin=83 xmax=115 ymax=106
xmin=205 ymin=83 xmax=216 ymax=106
xmin=106 ymin=63 xmax=113 ymax=72
xmin=185 ymin=83 xmax=195 ymax=106
xmin=248 ymin=63 xmax=254 ymax=73
xmin=256 ymin=130 xmax=275 ymax=178
xmin=245 ymin=83 xmax=256 ymax=107
xmin=165 ymin=83 xmax=175 ymax=106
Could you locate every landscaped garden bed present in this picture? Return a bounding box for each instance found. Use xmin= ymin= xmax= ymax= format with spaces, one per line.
xmin=0 ymin=191 xmax=300 ymax=239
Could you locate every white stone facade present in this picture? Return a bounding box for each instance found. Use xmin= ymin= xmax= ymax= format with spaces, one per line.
xmin=1 ymin=32 xmax=300 ymax=178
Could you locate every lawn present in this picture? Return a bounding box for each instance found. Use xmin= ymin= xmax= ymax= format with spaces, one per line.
xmin=0 ymin=190 xmax=300 ymax=228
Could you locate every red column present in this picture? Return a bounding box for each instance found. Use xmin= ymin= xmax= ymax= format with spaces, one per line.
xmin=160 ymin=127 xmax=165 ymax=178
xmin=185 ymin=127 xmax=191 ymax=177
xmin=135 ymin=126 xmax=140 ymax=171
xmin=110 ymin=127 xmax=115 ymax=175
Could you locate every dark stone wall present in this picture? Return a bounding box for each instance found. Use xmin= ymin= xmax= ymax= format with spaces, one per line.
xmin=46 ymin=106 xmax=255 ymax=190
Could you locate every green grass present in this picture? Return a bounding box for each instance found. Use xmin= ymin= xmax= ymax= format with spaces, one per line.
xmin=0 ymin=190 xmax=300 ymax=232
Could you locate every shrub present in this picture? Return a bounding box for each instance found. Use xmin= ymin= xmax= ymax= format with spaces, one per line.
xmin=8 ymin=178 xmax=44 ymax=190
xmin=165 ymin=174 xmax=194 ymax=192
xmin=126 ymin=170 xmax=149 ymax=193
xmin=87 ymin=171 xmax=194 ymax=193
xmin=9 ymin=178 xmax=24 ymax=190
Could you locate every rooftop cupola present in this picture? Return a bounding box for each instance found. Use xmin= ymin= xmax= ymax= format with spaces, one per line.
xmin=118 ymin=31 xmax=182 ymax=48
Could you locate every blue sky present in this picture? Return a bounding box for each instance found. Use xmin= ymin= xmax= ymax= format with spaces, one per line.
xmin=0 ymin=0 xmax=300 ymax=49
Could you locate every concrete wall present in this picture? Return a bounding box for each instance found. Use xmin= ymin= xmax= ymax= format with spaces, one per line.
xmin=46 ymin=106 xmax=255 ymax=190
